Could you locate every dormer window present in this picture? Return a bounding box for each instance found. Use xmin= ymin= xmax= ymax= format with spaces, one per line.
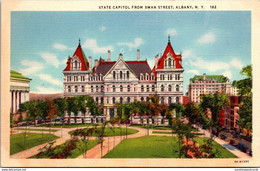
xmin=113 ymin=71 xmax=116 ymax=80
xmin=140 ymin=74 xmax=144 ymax=80
xmin=126 ymin=71 xmax=129 ymax=79
xmin=151 ymin=73 xmax=154 ymax=80
xmin=100 ymin=74 xmax=103 ymax=81
xmin=71 ymin=56 xmax=81 ymax=71
xmin=146 ymin=73 xmax=149 ymax=80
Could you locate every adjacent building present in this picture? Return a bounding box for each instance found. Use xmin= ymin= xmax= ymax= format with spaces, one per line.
xmin=63 ymin=37 xmax=184 ymax=120
xmin=10 ymin=70 xmax=31 ymax=114
xmin=188 ymin=73 xmax=232 ymax=104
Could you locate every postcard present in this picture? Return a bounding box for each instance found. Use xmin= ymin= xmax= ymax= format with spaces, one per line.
xmin=1 ymin=0 xmax=260 ymax=167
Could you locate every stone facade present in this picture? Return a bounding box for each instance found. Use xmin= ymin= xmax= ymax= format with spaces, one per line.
xmin=63 ymin=37 xmax=184 ymax=120
xmin=10 ymin=70 xmax=31 ymax=114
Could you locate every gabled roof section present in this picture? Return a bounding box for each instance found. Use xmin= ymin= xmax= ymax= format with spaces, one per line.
xmin=126 ymin=61 xmax=152 ymax=79
xmin=64 ymin=42 xmax=89 ymax=71
xmin=156 ymin=39 xmax=183 ymax=69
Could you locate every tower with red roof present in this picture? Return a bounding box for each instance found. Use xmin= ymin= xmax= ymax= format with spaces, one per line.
xmin=63 ymin=37 xmax=184 ymax=121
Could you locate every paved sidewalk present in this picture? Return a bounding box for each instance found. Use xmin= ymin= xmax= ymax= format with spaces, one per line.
xmin=193 ymin=125 xmax=251 ymax=158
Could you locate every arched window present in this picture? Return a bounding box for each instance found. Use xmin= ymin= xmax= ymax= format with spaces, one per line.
xmin=126 ymin=71 xmax=129 ymax=79
xmin=127 ymin=85 xmax=130 ymax=92
xmin=96 ymin=86 xmax=99 ymax=92
xmin=151 ymin=73 xmax=154 ymax=80
xmin=81 ymin=86 xmax=85 ymax=92
xmin=96 ymin=97 xmax=99 ymax=103
xmin=146 ymin=85 xmax=149 ymax=92
xmin=127 ymin=97 xmax=130 ymax=103
xmin=113 ymin=85 xmax=116 ymax=92
xmin=113 ymin=71 xmax=116 ymax=80
xmin=146 ymin=74 xmax=149 ymax=80
xmin=120 ymin=71 xmax=123 ymax=79
xmin=152 ymin=85 xmax=155 ymax=92
xmin=141 ymin=97 xmax=144 ymax=101
xmin=101 ymin=97 xmax=104 ymax=105
xmin=161 ymin=85 xmax=164 ymax=92
xmin=146 ymin=97 xmax=149 ymax=102
xmin=75 ymin=86 xmax=78 ymax=92
xmin=141 ymin=85 xmax=144 ymax=92
xmin=161 ymin=97 xmax=164 ymax=104
xmin=120 ymin=97 xmax=123 ymax=103
xmin=113 ymin=97 xmax=116 ymax=104
xmin=176 ymin=85 xmax=179 ymax=92
xmin=168 ymin=85 xmax=172 ymax=92
xmin=68 ymin=86 xmax=71 ymax=92
xmin=169 ymin=97 xmax=172 ymax=104
xmin=176 ymin=96 xmax=179 ymax=103
xmin=120 ymin=85 xmax=123 ymax=92
xmin=168 ymin=58 xmax=171 ymax=67
xmin=91 ymin=86 xmax=93 ymax=92
xmin=140 ymin=74 xmax=144 ymax=80
xmin=101 ymin=85 xmax=104 ymax=92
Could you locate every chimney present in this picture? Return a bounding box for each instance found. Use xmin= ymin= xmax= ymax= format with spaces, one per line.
xmin=137 ymin=49 xmax=140 ymax=61
xmin=119 ymin=53 xmax=123 ymax=60
xmin=203 ymin=73 xmax=206 ymax=80
xmin=155 ymin=54 xmax=159 ymax=68
xmin=88 ymin=56 xmax=92 ymax=70
xmin=107 ymin=50 xmax=111 ymax=62
xmin=94 ymin=59 xmax=98 ymax=68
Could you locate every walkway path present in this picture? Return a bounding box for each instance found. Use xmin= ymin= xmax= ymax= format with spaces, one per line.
xmin=193 ymin=125 xmax=251 ymax=158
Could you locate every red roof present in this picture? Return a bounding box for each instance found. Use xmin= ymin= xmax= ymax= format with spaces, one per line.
xmin=64 ymin=44 xmax=89 ymax=71
xmin=156 ymin=42 xmax=183 ymax=70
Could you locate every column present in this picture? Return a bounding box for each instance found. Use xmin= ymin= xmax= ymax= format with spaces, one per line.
xmin=16 ymin=91 xmax=20 ymax=113
xmin=11 ymin=91 xmax=13 ymax=114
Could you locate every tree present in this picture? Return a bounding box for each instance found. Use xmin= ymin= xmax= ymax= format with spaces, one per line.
xmin=183 ymin=103 xmax=204 ymax=125
xmin=234 ymin=65 xmax=252 ymax=131
xmin=200 ymin=93 xmax=229 ymax=136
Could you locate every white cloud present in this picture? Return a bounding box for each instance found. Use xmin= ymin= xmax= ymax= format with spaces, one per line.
xmin=182 ymin=49 xmax=195 ymax=59
xmin=230 ymin=58 xmax=243 ymax=69
xmin=34 ymin=87 xmax=63 ymax=94
xmin=100 ymin=26 xmax=106 ymax=32
xmin=222 ymin=70 xmax=232 ymax=79
xmin=19 ymin=60 xmax=44 ymax=75
xmin=118 ymin=38 xmax=144 ymax=50
xmin=53 ymin=43 xmax=68 ymax=51
xmin=83 ymin=39 xmax=113 ymax=54
xmin=165 ymin=28 xmax=177 ymax=36
xmin=38 ymin=74 xmax=63 ymax=86
xmin=39 ymin=52 xmax=60 ymax=68
xmin=187 ymin=70 xmax=199 ymax=75
xmin=189 ymin=58 xmax=229 ymax=72
xmin=197 ymin=32 xmax=216 ymax=44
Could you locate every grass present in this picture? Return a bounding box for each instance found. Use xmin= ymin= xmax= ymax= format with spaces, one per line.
xmin=152 ymin=131 xmax=204 ymax=136
xmin=69 ymin=127 xmax=138 ymax=137
xmin=30 ymin=140 xmax=99 ymax=158
xmin=35 ymin=123 xmax=100 ymax=128
xmin=103 ymin=136 xmax=182 ymax=158
xmin=130 ymin=124 xmax=198 ymax=131
xmin=68 ymin=140 xmax=99 ymax=158
xmin=15 ymin=128 xmax=58 ymax=132
xmin=194 ymin=137 xmax=237 ymax=158
xmin=10 ymin=133 xmax=58 ymax=155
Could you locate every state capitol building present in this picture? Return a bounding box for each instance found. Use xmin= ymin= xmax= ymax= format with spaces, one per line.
xmin=63 ymin=37 xmax=184 ymax=119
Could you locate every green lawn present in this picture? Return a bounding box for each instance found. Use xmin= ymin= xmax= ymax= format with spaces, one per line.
xmin=152 ymin=131 xmax=204 ymax=136
xmin=10 ymin=133 xmax=58 ymax=155
xmin=104 ymin=136 xmax=182 ymax=158
xmin=31 ymin=140 xmax=99 ymax=158
xmin=194 ymin=137 xmax=237 ymax=158
xmin=15 ymin=128 xmax=58 ymax=132
xmin=35 ymin=123 xmax=99 ymax=128
xmin=69 ymin=127 xmax=138 ymax=137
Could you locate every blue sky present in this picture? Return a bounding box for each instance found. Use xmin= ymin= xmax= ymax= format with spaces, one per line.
xmin=11 ymin=11 xmax=251 ymax=94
